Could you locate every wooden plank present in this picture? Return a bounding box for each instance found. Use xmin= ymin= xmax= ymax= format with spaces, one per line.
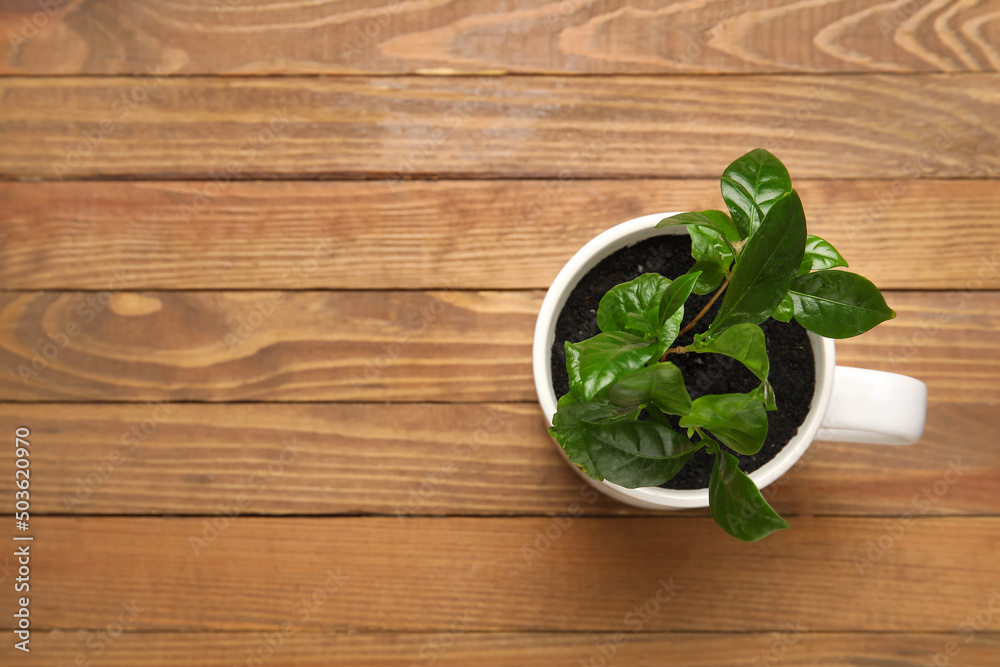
xmin=2 ymin=0 xmax=999 ymax=75
xmin=3 ymin=631 xmax=999 ymax=666
xmin=0 ymin=290 xmax=540 ymax=402
xmin=1 ymin=75 xmax=997 ymax=180
xmin=2 ymin=179 xmax=999 ymax=290
xmin=0 ymin=290 xmax=995 ymax=402
xmin=0 ymin=516 xmax=997 ymax=631
xmin=0 ymin=401 xmax=993 ymax=517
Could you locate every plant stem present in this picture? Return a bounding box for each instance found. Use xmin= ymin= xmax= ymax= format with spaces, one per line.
xmin=678 ymin=279 xmax=728 ymax=339
xmin=658 ymin=279 xmax=729 ymax=362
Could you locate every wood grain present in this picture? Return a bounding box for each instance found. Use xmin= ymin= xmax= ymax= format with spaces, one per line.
xmin=3 ymin=631 xmax=999 ymax=666
xmin=1 ymin=75 xmax=998 ymax=181
xmin=2 ymin=0 xmax=999 ymax=75
xmin=1 ymin=516 xmax=997 ymax=631
xmin=2 ymin=179 xmax=999 ymax=290
xmin=0 ymin=290 xmax=995 ymax=402
xmin=0 ymin=290 xmax=539 ymax=402
xmin=0 ymin=401 xmax=994 ymax=517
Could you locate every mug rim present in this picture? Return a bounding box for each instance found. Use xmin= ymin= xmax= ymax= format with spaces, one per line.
xmin=532 ymin=212 xmax=836 ymax=509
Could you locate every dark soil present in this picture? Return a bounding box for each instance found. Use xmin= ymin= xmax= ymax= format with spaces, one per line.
xmin=550 ymin=234 xmax=815 ymax=490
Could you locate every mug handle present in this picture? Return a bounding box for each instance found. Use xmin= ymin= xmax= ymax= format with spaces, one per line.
xmin=817 ymin=367 xmax=928 ymax=445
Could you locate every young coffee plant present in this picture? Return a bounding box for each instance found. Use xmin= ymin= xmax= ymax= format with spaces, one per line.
xmin=550 ymin=148 xmax=896 ymax=541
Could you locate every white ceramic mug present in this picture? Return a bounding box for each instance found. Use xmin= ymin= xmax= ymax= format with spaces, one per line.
xmin=532 ymin=213 xmax=928 ymax=511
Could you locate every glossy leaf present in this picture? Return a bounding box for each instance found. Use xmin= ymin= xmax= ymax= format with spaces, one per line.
xmin=798 ymin=235 xmax=848 ymax=276
xmin=579 ymin=420 xmax=701 ymax=488
xmin=690 ymin=259 xmax=726 ymax=295
xmin=750 ymin=380 xmax=778 ymax=411
xmin=689 ymin=224 xmax=734 ymax=281
xmin=720 ymin=149 xmax=793 ymax=238
xmin=789 ymin=270 xmax=896 ymax=338
xmin=694 ymin=323 xmax=769 ymax=382
xmin=709 ymin=450 xmax=790 ymax=541
xmin=679 ymin=393 xmax=768 ymax=455
xmin=771 ymin=293 xmax=794 ymax=322
xmin=656 ymin=212 xmax=739 ymax=256
xmin=577 ymin=332 xmax=663 ymax=400
xmin=564 ymin=341 xmax=583 ymax=390
xmin=609 ymin=362 xmax=692 ymax=416
xmin=625 ymin=312 xmax=657 ymax=337
xmin=658 ymin=305 xmax=685 ymax=350
xmin=597 ymin=273 xmax=672 ymax=334
xmin=582 ymin=419 xmax=700 ymax=460
xmin=658 ymin=271 xmax=702 ymax=324
xmin=687 ymin=209 xmax=740 ymax=271
xmin=710 ymin=190 xmax=806 ymax=334
xmin=550 ymin=393 xmax=638 ymax=480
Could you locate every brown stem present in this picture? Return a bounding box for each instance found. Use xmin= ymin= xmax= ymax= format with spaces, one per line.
xmin=659 ymin=279 xmax=729 ymax=362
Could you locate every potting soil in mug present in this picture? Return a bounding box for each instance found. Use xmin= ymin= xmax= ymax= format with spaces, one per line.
xmin=550 ymin=234 xmax=815 ymax=490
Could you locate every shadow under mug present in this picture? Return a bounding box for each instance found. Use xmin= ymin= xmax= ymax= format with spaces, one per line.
xmin=532 ymin=213 xmax=929 ymax=511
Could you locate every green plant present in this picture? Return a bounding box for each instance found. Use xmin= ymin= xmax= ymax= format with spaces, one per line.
xmin=549 ymin=148 xmax=896 ymax=541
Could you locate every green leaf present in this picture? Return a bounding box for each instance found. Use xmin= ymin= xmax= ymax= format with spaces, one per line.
xmin=609 ymin=362 xmax=692 ymax=416
xmin=789 ymin=270 xmax=896 ymax=338
xmin=679 ymin=393 xmax=768 ymax=455
xmin=771 ymin=293 xmax=794 ymax=322
xmin=798 ymin=235 xmax=848 ymax=276
xmin=549 ymin=392 xmax=643 ymax=480
xmin=657 ymin=305 xmax=685 ymax=350
xmin=578 ymin=420 xmax=701 ymax=488
xmin=581 ymin=419 xmax=700 ymax=459
xmin=656 ymin=211 xmax=739 ymax=256
xmin=750 ymin=380 xmax=778 ymax=411
xmin=658 ymin=271 xmax=702 ymax=324
xmin=625 ymin=312 xmax=657 ymax=337
xmin=689 ymin=224 xmax=735 ymax=281
xmin=694 ymin=323 xmax=769 ymax=382
xmin=597 ymin=273 xmax=672 ymax=334
xmin=565 ymin=341 xmax=583 ymax=389
xmin=710 ymin=190 xmax=807 ymax=334
xmin=709 ymin=450 xmax=790 ymax=541
xmin=720 ymin=149 xmax=793 ymax=238
xmin=577 ymin=332 xmax=664 ymax=400
xmin=690 ymin=259 xmax=726 ymax=295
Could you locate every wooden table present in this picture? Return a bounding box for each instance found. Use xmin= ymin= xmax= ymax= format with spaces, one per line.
xmin=1 ymin=2 xmax=998 ymax=665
